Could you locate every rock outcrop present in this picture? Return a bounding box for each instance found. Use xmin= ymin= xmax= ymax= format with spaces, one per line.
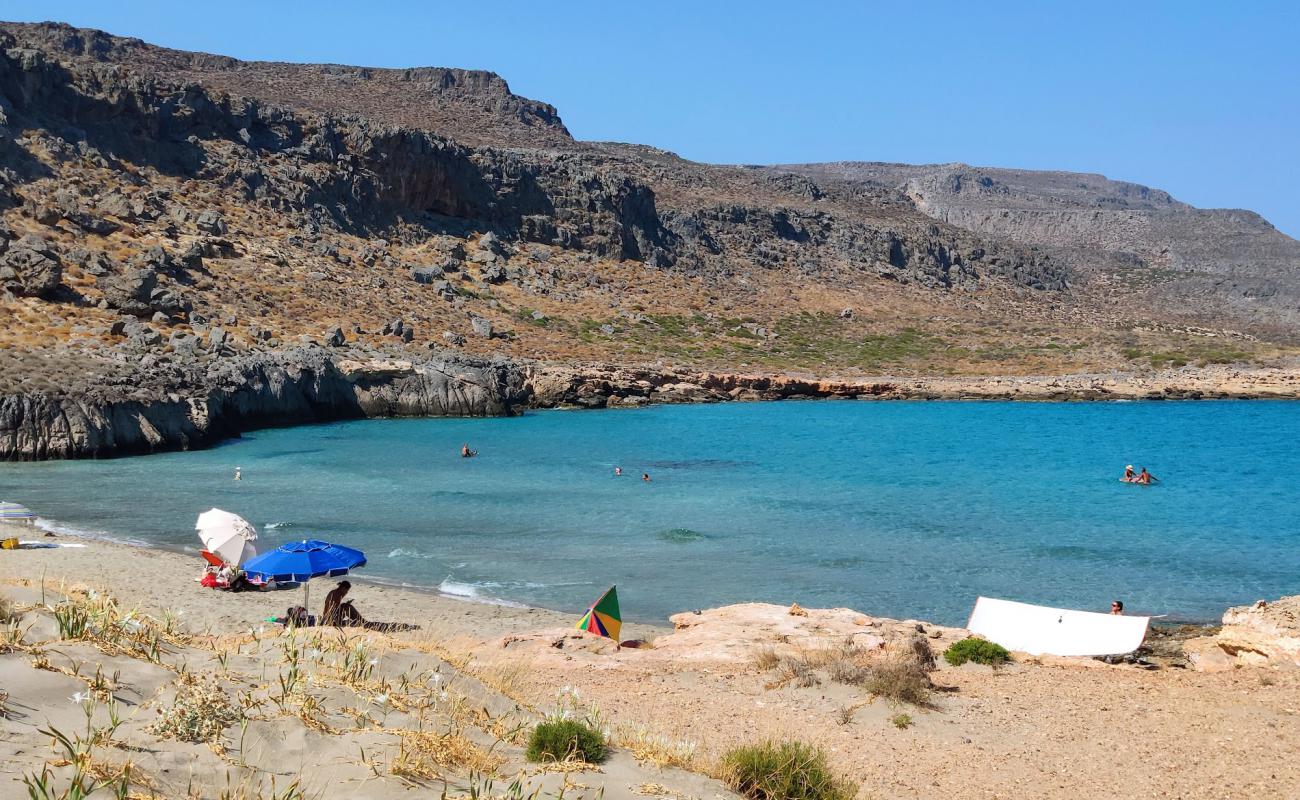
xmin=0 ymin=346 xmax=529 ymax=460
xmin=1186 ymin=595 xmax=1300 ymax=671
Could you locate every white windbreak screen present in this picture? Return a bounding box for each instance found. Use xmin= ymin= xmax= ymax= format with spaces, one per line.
xmin=966 ymin=596 xmax=1150 ymax=656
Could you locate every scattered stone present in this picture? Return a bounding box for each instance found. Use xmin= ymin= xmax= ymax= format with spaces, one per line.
xmin=195 ymin=210 xmax=228 ymax=234
xmin=442 ymin=331 xmax=466 ymax=346
xmin=324 ymin=326 xmax=345 ymax=347
xmin=470 ymin=315 xmax=494 ymax=339
xmin=483 ymin=264 xmax=507 ymax=284
xmin=839 ymin=307 xmax=854 ymax=319
xmin=306 ymin=271 xmax=329 ymax=281
xmin=208 ymin=327 xmax=230 ymax=351
xmin=411 ymin=266 xmax=442 ymax=284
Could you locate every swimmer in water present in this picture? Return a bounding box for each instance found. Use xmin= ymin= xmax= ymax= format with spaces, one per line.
xmin=642 ymin=473 xmax=651 ymax=482
xmin=461 ymin=444 xmax=476 ymax=458
xmin=1122 ymin=464 xmax=1135 ymax=482
xmin=1134 ymin=467 xmax=1156 ymax=485
xmin=234 ymin=467 xmax=242 ymax=481
xmin=614 ymin=466 xmax=623 ymax=476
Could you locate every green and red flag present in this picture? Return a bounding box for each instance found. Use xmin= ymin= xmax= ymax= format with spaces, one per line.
xmin=576 ymin=585 xmax=621 ymax=642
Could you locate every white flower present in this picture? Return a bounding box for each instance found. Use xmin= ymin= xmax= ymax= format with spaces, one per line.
xmin=372 ymin=693 xmax=389 ymax=706
xmin=69 ymin=691 xmax=89 ymax=704
xmin=438 ymin=691 xmax=448 ymax=701
xmin=307 ymin=649 xmax=322 ymax=660
xmin=368 ymin=658 xmax=379 ymax=667
xmin=430 ymin=673 xmax=442 ymax=685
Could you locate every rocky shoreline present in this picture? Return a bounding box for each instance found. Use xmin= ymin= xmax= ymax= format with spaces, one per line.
xmin=3 ymin=343 xmax=1298 ymax=460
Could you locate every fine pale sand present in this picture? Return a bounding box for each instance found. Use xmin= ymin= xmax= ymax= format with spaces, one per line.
xmin=2 ymin=526 xmax=1298 ymax=799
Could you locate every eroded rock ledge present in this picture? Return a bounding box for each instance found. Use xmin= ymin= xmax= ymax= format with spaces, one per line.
xmin=0 ymin=346 xmax=529 ymax=460
xmin=3 ymin=350 xmax=1298 ymax=461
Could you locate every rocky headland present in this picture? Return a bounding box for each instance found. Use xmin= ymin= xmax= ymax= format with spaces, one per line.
xmin=1 ymin=20 xmax=1298 ymax=461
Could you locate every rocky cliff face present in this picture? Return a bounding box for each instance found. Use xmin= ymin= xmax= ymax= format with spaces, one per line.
xmin=780 ymin=162 xmax=1300 ymax=333
xmin=0 ymin=346 xmax=530 ymax=460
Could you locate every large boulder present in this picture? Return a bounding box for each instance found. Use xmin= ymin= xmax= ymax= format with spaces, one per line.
xmin=1187 ymin=596 xmax=1300 ymax=671
xmin=99 ymin=267 xmax=187 ymax=316
xmin=0 ymin=234 xmax=62 ymax=298
xmin=195 ymin=210 xmax=228 ymax=234
xmin=411 ymin=265 xmax=443 ymax=284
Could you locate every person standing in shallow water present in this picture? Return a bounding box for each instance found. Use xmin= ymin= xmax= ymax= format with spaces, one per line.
xmin=614 ymin=466 xmax=622 ymax=476
xmin=642 ymin=473 xmax=651 ymax=482
xmin=1111 ymin=600 xmax=1124 ymax=615
xmin=234 ymin=466 xmax=242 ymax=481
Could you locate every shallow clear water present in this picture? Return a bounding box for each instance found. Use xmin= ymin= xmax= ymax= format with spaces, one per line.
xmin=3 ymin=400 xmax=1298 ymax=625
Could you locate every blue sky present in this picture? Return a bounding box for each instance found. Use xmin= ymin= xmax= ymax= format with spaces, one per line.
xmin=9 ymin=1 xmax=1299 ymax=236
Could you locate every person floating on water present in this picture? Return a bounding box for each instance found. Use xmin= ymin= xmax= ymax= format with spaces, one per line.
xmin=234 ymin=466 xmax=242 ymax=481
xmin=614 ymin=466 xmax=623 ymax=476
xmin=461 ymin=443 xmax=477 ymax=458
xmin=1110 ymin=600 xmax=1124 ymax=615
xmin=1122 ymin=464 xmax=1135 ymax=481
xmin=1134 ymin=467 xmax=1156 ymax=485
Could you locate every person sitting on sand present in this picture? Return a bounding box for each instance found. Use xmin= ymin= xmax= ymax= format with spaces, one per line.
xmin=1111 ymin=600 xmax=1124 ymax=615
xmin=1122 ymin=465 xmax=1135 ymax=482
xmin=322 ymin=580 xmax=366 ymax=627
xmin=1134 ymin=467 xmax=1156 ymax=485
xmin=461 ymin=443 xmax=476 ymax=458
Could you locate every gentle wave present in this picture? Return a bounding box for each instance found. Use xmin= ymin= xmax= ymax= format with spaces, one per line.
xmin=388 ymin=547 xmax=439 ymax=560
xmin=35 ymin=518 xmax=151 ymax=548
xmin=437 ymin=578 xmax=529 ymax=607
xmin=264 ymin=522 xmax=296 ymax=530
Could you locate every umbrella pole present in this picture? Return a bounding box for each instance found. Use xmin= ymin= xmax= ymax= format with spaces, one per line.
xmin=303 ymin=581 xmax=311 ymax=620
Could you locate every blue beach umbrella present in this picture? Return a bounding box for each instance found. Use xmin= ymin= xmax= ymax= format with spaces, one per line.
xmin=242 ymin=539 xmax=366 ymax=613
xmin=0 ymin=501 xmax=37 ymax=525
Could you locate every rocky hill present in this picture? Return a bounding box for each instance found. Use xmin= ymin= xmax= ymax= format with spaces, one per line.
xmin=0 ymin=20 xmax=1297 ymax=459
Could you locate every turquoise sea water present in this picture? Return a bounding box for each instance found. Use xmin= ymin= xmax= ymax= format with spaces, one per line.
xmin=2 ymin=401 xmax=1298 ymax=626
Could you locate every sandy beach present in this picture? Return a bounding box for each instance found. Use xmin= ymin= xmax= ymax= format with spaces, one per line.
xmin=1 ymin=525 xmax=1298 ymax=799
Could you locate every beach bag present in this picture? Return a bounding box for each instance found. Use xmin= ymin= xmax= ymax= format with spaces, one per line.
xmin=200 ymin=572 xmax=219 ymax=588
xmin=1 ymin=537 xmax=18 ymax=550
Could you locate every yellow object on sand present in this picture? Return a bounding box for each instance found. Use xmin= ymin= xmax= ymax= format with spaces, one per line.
xmin=1 ymin=537 xmax=19 ymax=550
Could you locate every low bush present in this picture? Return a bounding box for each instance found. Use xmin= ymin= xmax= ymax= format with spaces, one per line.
xmin=721 ymin=740 xmax=856 ymax=800
xmin=943 ymin=638 xmax=1011 ymax=667
xmin=863 ymin=657 xmax=932 ymax=707
xmin=148 ymin=675 xmax=242 ymax=743
xmin=525 ymin=719 xmax=607 ymax=764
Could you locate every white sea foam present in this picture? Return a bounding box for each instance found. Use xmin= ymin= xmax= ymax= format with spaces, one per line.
xmin=34 ymin=518 xmax=150 ymax=547
xmin=264 ymin=522 xmax=295 ymax=530
xmin=387 ymin=547 xmax=439 ymax=560
xmin=436 ymin=578 xmax=529 ymax=607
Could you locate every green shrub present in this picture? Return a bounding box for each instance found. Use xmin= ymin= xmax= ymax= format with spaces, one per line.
xmin=525 ymin=719 xmax=607 ymax=764
xmin=721 ymin=740 xmax=856 ymax=800
xmin=943 ymin=638 xmax=1011 ymax=667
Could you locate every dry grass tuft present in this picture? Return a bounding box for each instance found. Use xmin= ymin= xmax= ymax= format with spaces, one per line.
xmin=390 ymin=728 xmax=504 ymax=781
xmin=751 ymin=645 xmax=780 ymax=671
xmin=618 ymin=727 xmax=699 ymax=770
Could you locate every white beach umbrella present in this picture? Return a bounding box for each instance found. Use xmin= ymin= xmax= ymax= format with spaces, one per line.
xmin=195 ymin=508 xmax=259 ymax=566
